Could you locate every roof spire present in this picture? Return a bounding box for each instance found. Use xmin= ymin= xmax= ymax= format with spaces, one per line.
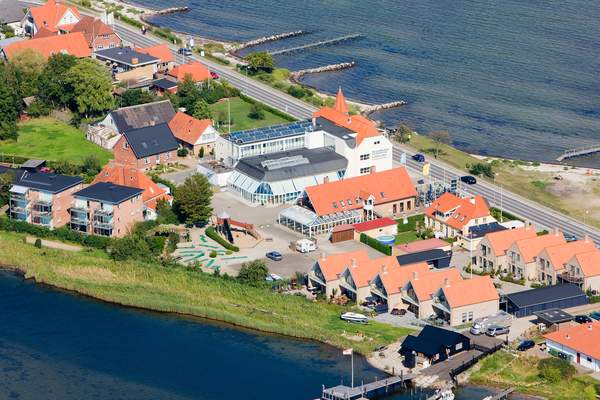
xmin=334 ymin=87 xmax=349 ymax=115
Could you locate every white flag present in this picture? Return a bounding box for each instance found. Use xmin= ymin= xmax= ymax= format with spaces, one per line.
xmin=343 ymin=348 xmax=353 ymax=356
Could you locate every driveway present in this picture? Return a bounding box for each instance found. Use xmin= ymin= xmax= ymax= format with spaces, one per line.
xmin=161 ymin=167 xmax=196 ymax=185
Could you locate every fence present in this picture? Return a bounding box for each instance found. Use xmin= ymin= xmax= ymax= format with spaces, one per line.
xmin=449 ymin=342 xmax=504 ymax=380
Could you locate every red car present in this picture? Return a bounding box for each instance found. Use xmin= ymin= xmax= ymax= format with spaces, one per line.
xmin=210 ymin=71 xmax=220 ymax=79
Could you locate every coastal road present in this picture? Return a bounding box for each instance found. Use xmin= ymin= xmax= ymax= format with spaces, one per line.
xmin=21 ymin=2 xmax=599 ymax=243
xmin=391 ymin=146 xmax=600 ymax=244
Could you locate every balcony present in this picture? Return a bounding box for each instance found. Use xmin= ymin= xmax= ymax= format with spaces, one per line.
xmin=559 ymin=272 xmax=584 ymax=284
xmin=32 ymin=201 xmax=52 ymax=215
xmin=95 ymin=208 xmax=113 ymax=217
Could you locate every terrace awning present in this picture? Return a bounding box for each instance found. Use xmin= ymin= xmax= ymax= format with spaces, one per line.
xmin=9 ymin=185 xmax=28 ymax=194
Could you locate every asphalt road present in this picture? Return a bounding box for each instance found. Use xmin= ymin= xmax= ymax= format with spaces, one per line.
xmin=21 ymin=2 xmax=598 ymax=244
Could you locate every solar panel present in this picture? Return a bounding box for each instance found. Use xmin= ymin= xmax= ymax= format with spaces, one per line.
xmin=227 ymin=119 xmax=312 ymax=144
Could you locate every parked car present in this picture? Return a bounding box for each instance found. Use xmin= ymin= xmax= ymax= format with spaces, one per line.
xmin=391 ymin=308 xmax=407 ymax=316
xmin=470 ymin=311 xmax=512 ymax=335
xmin=210 ymin=71 xmax=220 ymax=79
xmin=265 ymin=251 xmax=283 ymax=261
xmin=178 ymin=47 xmax=193 ymax=56
xmin=265 ymin=273 xmax=283 ymax=282
xmin=575 ymin=315 xmax=593 ymax=324
xmin=486 ymin=325 xmax=510 ymax=337
xmin=460 ymin=175 xmax=477 ymax=185
xmin=412 ymin=153 xmax=425 ymax=162
xmin=564 ymin=233 xmax=578 ymax=242
xmin=589 ymin=311 xmax=600 ymax=321
xmin=517 ymin=340 xmax=535 ymax=351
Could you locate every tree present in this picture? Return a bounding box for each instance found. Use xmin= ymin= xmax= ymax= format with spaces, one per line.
xmin=119 ymin=88 xmax=155 ymax=107
xmin=245 ymin=51 xmax=275 ymax=73
xmin=173 ymin=174 xmax=213 ymax=225
xmin=81 ymin=155 xmax=102 ymax=175
xmin=192 ymin=99 xmax=213 ymax=120
xmin=0 ymin=63 xmax=21 ymax=140
xmin=10 ymin=48 xmax=46 ymax=97
xmin=248 ymin=103 xmax=265 ymax=120
xmin=156 ymin=199 xmax=179 ymax=225
xmin=109 ymin=236 xmax=152 ymax=261
xmin=0 ymin=171 xmax=15 ymax=206
xmin=468 ymin=162 xmax=494 ymax=178
xmin=37 ymin=53 xmax=77 ymax=108
xmin=175 ymin=75 xmax=201 ymax=112
xmin=395 ymin=123 xmax=412 ymax=143
xmin=429 ymin=130 xmax=451 ymax=159
xmin=237 ymin=260 xmax=269 ymax=286
xmin=65 ymin=58 xmax=114 ymax=118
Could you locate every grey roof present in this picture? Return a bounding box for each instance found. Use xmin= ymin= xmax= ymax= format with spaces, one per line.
xmin=21 ymin=159 xmax=46 ymax=169
xmin=314 ymin=117 xmax=356 ymax=148
xmin=534 ymin=308 xmax=573 ymax=325
xmin=0 ymin=36 xmax=25 ymax=48
xmin=110 ymin=100 xmax=175 ymax=133
xmin=225 ymin=120 xmax=313 ymax=145
xmin=152 ymin=78 xmax=178 ymax=90
xmin=506 ymin=284 xmax=586 ymax=308
xmin=94 ymin=47 xmax=159 ymax=67
xmin=15 ymin=171 xmax=83 ymax=193
xmin=0 ymin=0 xmax=25 ymax=24
xmin=401 ymin=326 xmax=470 ymax=357
xmin=235 ymin=147 xmax=347 ymax=182
xmin=74 ymin=182 xmax=143 ymax=204
xmin=397 ymin=249 xmax=451 ymax=265
xmin=123 ymin=123 xmax=179 ymax=158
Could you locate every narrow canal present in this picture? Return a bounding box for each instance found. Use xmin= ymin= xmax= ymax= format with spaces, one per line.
xmin=0 ymin=270 xmax=495 ymax=399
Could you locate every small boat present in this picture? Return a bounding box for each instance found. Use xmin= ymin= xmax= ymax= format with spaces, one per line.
xmin=438 ymin=389 xmax=455 ymax=400
xmin=340 ymin=312 xmax=368 ymax=324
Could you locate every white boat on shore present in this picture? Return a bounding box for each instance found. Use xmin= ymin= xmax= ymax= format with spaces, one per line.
xmin=340 ymin=312 xmax=368 ymax=324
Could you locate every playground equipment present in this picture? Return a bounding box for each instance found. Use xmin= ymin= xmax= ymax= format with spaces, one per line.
xmin=215 ymin=212 xmax=261 ymax=244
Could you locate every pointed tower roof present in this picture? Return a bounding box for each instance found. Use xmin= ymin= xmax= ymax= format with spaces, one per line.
xmin=334 ymin=87 xmax=349 ymax=115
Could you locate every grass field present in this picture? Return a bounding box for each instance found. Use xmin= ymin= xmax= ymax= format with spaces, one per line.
xmin=209 ymin=97 xmax=290 ymax=133
xmin=0 ymin=118 xmax=112 ymax=165
xmin=0 ymin=231 xmax=414 ymax=354
xmin=405 ymin=133 xmax=600 ymax=228
xmin=395 ymin=231 xmax=419 ymax=244
xmin=469 ymin=351 xmax=599 ymax=400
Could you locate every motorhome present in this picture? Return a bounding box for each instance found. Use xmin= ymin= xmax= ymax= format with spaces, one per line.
xmin=470 ymin=311 xmax=512 ymax=335
xmin=296 ymin=239 xmax=317 ymax=253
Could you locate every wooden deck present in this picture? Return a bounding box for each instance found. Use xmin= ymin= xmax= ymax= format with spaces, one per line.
xmin=556 ymin=145 xmax=600 ymax=162
xmin=321 ymin=373 xmax=416 ymax=400
xmin=487 ymin=387 xmax=514 ymax=400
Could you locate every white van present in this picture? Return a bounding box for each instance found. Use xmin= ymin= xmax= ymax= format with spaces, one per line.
xmin=295 ymin=239 xmax=316 ymax=253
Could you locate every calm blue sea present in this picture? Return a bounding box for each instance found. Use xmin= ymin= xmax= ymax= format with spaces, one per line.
xmin=136 ymin=0 xmax=600 ymax=166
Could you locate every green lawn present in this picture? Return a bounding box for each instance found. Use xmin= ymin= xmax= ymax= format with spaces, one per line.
xmin=469 ymin=351 xmax=600 ymax=400
xmin=0 ymin=231 xmax=414 ymax=355
xmin=395 ymin=231 xmax=419 ymax=244
xmin=209 ymin=97 xmax=290 ymax=133
xmin=0 ymin=118 xmax=112 ymax=165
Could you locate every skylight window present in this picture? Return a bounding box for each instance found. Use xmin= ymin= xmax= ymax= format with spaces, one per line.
xmin=347 ymin=199 xmax=353 ymax=205
xmin=380 ymin=192 xmax=385 ymax=198
xmin=332 ymin=202 xmax=338 ymax=209
xmin=340 ymin=200 xmax=346 ymax=207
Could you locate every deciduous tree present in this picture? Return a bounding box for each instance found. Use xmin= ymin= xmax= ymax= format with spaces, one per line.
xmin=65 ymin=58 xmax=114 ymax=118
xmin=173 ymin=174 xmax=213 ymax=225
xmin=10 ymin=48 xmax=45 ymax=97
xmin=192 ymin=99 xmax=213 ymax=120
xmin=0 ymin=63 xmax=21 ymax=140
xmin=429 ymin=130 xmax=451 ymax=159
xmin=119 ymin=88 xmax=155 ymax=107
xmin=37 ymin=53 xmax=77 ymax=108
xmin=245 ymin=51 xmax=275 ymax=73
xmin=237 ymin=260 xmax=269 ymax=286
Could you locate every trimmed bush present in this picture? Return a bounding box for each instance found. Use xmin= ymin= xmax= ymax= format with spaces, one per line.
xmin=34 ymin=238 xmax=42 ymax=248
xmin=205 ymin=226 xmax=239 ymax=252
xmin=209 ymin=250 xmax=217 ymax=258
xmin=538 ymin=357 xmax=576 ymax=383
xmin=360 ymin=233 xmax=392 ymax=256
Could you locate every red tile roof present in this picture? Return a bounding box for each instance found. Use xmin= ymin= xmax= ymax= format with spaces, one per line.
xmin=539 ymin=239 xmax=596 ymax=272
xmin=93 ymin=162 xmax=171 ymax=210
xmin=409 ymin=268 xmax=463 ymax=302
xmin=346 ymin=256 xmax=400 ymax=288
xmin=72 ymin=16 xmax=120 ymax=48
xmin=397 ymin=238 xmax=450 ymax=254
xmin=305 ymin=167 xmax=416 ymax=217
xmin=484 ymin=226 xmax=537 ymax=256
xmin=425 ymin=192 xmax=491 ymax=230
xmin=3 ymin=32 xmax=91 ymax=59
xmin=168 ymin=112 xmax=213 ymax=146
xmin=29 ymin=0 xmax=80 ymax=33
xmin=376 ymin=262 xmax=430 ymax=295
xmin=136 ymin=44 xmax=174 ymax=63
xmin=316 ymin=250 xmax=371 ymax=282
xmin=441 ymin=275 xmax=499 ymax=308
xmin=544 ymin=322 xmax=600 ymax=360
xmin=168 ymin=62 xmax=211 ymax=82
xmin=512 ymin=232 xmax=566 ymax=264
xmin=313 ymin=88 xmax=380 ymax=146
xmin=353 ymin=217 xmax=397 ymax=233
xmin=571 ymin=250 xmax=600 ymax=278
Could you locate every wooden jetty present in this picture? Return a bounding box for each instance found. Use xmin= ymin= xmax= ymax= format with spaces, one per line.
xmin=270 ymin=34 xmax=365 ymax=56
xmin=485 ymin=387 xmax=514 ymax=400
xmin=321 ymin=373 xmax=415 ymax=400
xmin=556 ymin=144 xmax=600 ymax=162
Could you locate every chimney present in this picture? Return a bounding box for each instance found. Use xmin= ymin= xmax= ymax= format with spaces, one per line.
xmin=554 ymin=227 xmax=560 ymax=236
xmin=382 ymin=264 xmax=387 ymax=274
xmin=351 ymin=258 xmax=357 ymax=268
xmin=323 ymin=176 xmax=329 ymax=184
xmin=321 ymin=252 xmax=326 ymax=260
xmin=469 ymin=197 xmax=476 ymax=204
xmin=565 ymin=334 xmax=571 ymax=340
xmin=347 ymin=117 xmax=352 ymax=124
xmin=413 ymin=271 xmax=418 ymax=280
xmin=584 ymin=234 xmax=590 ymax=243
xmin=444 ymin=278 xmax=450 ymax=287
xmin=588 ymin=324 xmax=593 ymax=331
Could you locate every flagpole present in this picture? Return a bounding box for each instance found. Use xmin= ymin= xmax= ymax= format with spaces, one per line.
xmin=351 ymin=351 xmax=354 ymax=388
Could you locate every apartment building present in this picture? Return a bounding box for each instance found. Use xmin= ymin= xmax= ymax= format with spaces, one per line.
xmin=535 ymin=239 xmax=596 ymax=285
xmin=70 ymin=182 xmax=143 ymax=237
xmin=113 ymin=123 xmax=179 ymax=171
xmin=9 ymin=172 xmax=83 ymax=229
xmin=506 ymin=231 xmax=566 ymax=281
xmin=477 ymin=226 xmax=537 ymax=272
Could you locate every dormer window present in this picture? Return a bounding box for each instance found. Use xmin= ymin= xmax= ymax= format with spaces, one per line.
xmin=332 ymin=202 xmax=338 ymax=209
xmin=347 ymin=199 xmax=353 ymax=205
xmin=340 ymin=200 xmax=345 ymax=207
xmin=380 ymin=191 xmax=385 ymax=198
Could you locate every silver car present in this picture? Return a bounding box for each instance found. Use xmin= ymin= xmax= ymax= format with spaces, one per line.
xmin=486 ymin=325 xmax=510 ymax=337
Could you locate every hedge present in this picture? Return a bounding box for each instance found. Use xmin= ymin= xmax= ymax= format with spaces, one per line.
xmin=0 ymin=218 xmax=111 ymax=249
xmin=205 ymin=226 xmax=239 ymax=252
xmin=360 ymin=233 xmax=392 ymax=256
